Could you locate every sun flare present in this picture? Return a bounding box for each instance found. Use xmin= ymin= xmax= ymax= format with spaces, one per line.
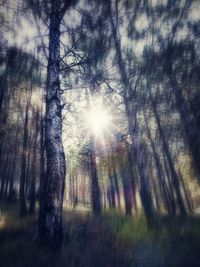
xmin=85 ymin=107 xmax=112 ymax=136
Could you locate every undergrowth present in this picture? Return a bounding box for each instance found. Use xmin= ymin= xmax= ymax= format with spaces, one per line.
xmin=0 ymin=203 xmax=200 ymax=267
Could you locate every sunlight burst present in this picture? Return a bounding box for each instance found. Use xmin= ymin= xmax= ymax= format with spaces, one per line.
xmin=86 ymin=107 xmax=112 ymax=136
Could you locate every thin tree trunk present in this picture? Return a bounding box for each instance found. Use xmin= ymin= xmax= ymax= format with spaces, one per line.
xmin=25 ymin=130 xmax=32 ymax=196
xmin=144 ymin=112 xmax=174 ymax=214
xmin=111 ymin=154 xmax=121 ymax=210
xmin=163 ymin=151 xmax=177 ymax=214
xmin=170 ymin=74 xmax=200 ymax=181
xmin=127 ymin=147 xmax=138 ymax=213
xmin=20 ymin=97 xmax=30 ymax=217
xmin=90 ymin=136 xmax=102 ymax=215
xmin=39 ymin=113 xmax=45 ymax=203
xmin=151 ymin=95 xmax=187 ymax=216
xmin=0 ymin=53 xmax=9 ymax=112
xmin=0 ymin=154 xmax=9 ymax=201
xmin=108 ymin=1 xmax=156 ymax=224
xmin=117 ymin=144 xmax=132 ymax=216
xmin=8 ymin=115 xmax=20 ymax=202
xmin=178 ymin=169 xmax=193 ymax=213
xmin=107 ymin=156 xmax=116 ymax=208
xmin=29 ymin=109 xmax=40 ymax=214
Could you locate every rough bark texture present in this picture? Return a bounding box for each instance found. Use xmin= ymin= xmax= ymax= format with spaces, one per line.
xmin=39 ymin=1 xmax=66 ymax=248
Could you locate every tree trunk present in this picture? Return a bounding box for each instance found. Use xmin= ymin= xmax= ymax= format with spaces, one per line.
xmin=170 ymin=74 xmax=200 ymax=182
xmin=19 ymin=98 xmax=30 ymax=217
xmin=151 ymin=96 xmax=187 ymax=216
xmin=25 ymin=130 xmax=32 ymax=196
xmin=39 ymin=113 xmax=45 ymax=203
xmin=29 ymin=109 xmax=40 ymax=214
xmin=39 ymin=1 xmax=66 ymax=247
xmin=144 ymin=112 xmax=174 ymax=214
xmin=178 ymin=169 xmax=193 ymax=213
xmin=117 ymin=144 xmax=132 ymax=216
xmin=90 ymin=137 xmax=102 ymax=215
xmin=127 ymin=147 xmax=138 ymax=213
xmin=8 ymin=116 xmax=20 ymax=202
xmin=107 ymin=157 xmax=116 ymax=208
xmin=0 ymin=53 xmax=9 ymax=113
xmin=108 ymin=1 xmax=156 ymax=224
xmin=111 ymin=154 xmax=121 ymax=210
xmin=0 ymin=154 xmax=9 ymax=201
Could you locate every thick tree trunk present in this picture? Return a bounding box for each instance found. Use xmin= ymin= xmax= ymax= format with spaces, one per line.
xmin=39 ymin=2 xmax=66 ymax=247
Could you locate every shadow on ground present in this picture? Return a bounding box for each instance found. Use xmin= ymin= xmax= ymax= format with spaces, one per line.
xmin=0 ymin=204 xmax=200 ymax=267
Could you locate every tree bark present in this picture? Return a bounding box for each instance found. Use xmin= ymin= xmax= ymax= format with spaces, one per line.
xmin=29 ymin=109 xmax=40 ymax=214
xmin=111 ymin=153 xmax=121 ymax=210
xmin=108 ymin=1 xmax=156 ymax=224
xmin=151 ymin=95 xmax=187 ymax=216
xmin=170 ymin=74 xmax=200 ymax=182
xmin=144 ymin=112 xmax=174 ymax=214
xmin=19 ymin=97 xmax=30 ymax=217
xmin=107 ymin=156 xmax=116 ymax=208
xmin=89 ymin=136 xmax=102 ymax=215
xmin=39 ymin=1 xmax=66 ymax=247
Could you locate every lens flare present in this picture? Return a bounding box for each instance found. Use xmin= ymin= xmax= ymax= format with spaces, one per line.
xmin=86 ymin=107 xmax=112 ymax=136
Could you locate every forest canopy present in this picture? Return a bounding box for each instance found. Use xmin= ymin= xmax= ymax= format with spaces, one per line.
xmin=0 ymin=0 xmax=200 ymax=266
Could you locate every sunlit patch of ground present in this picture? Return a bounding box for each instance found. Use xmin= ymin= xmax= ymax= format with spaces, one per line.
xmin=0 ymin=203 xmax=200 ymax=267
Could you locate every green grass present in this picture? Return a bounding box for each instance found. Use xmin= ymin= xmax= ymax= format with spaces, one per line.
xmin=1 ymin=203 xmax=200 ymax=267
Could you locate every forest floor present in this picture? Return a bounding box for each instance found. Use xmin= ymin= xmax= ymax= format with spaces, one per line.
xmin=0 ymin=203 xmax=200 ymax=267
